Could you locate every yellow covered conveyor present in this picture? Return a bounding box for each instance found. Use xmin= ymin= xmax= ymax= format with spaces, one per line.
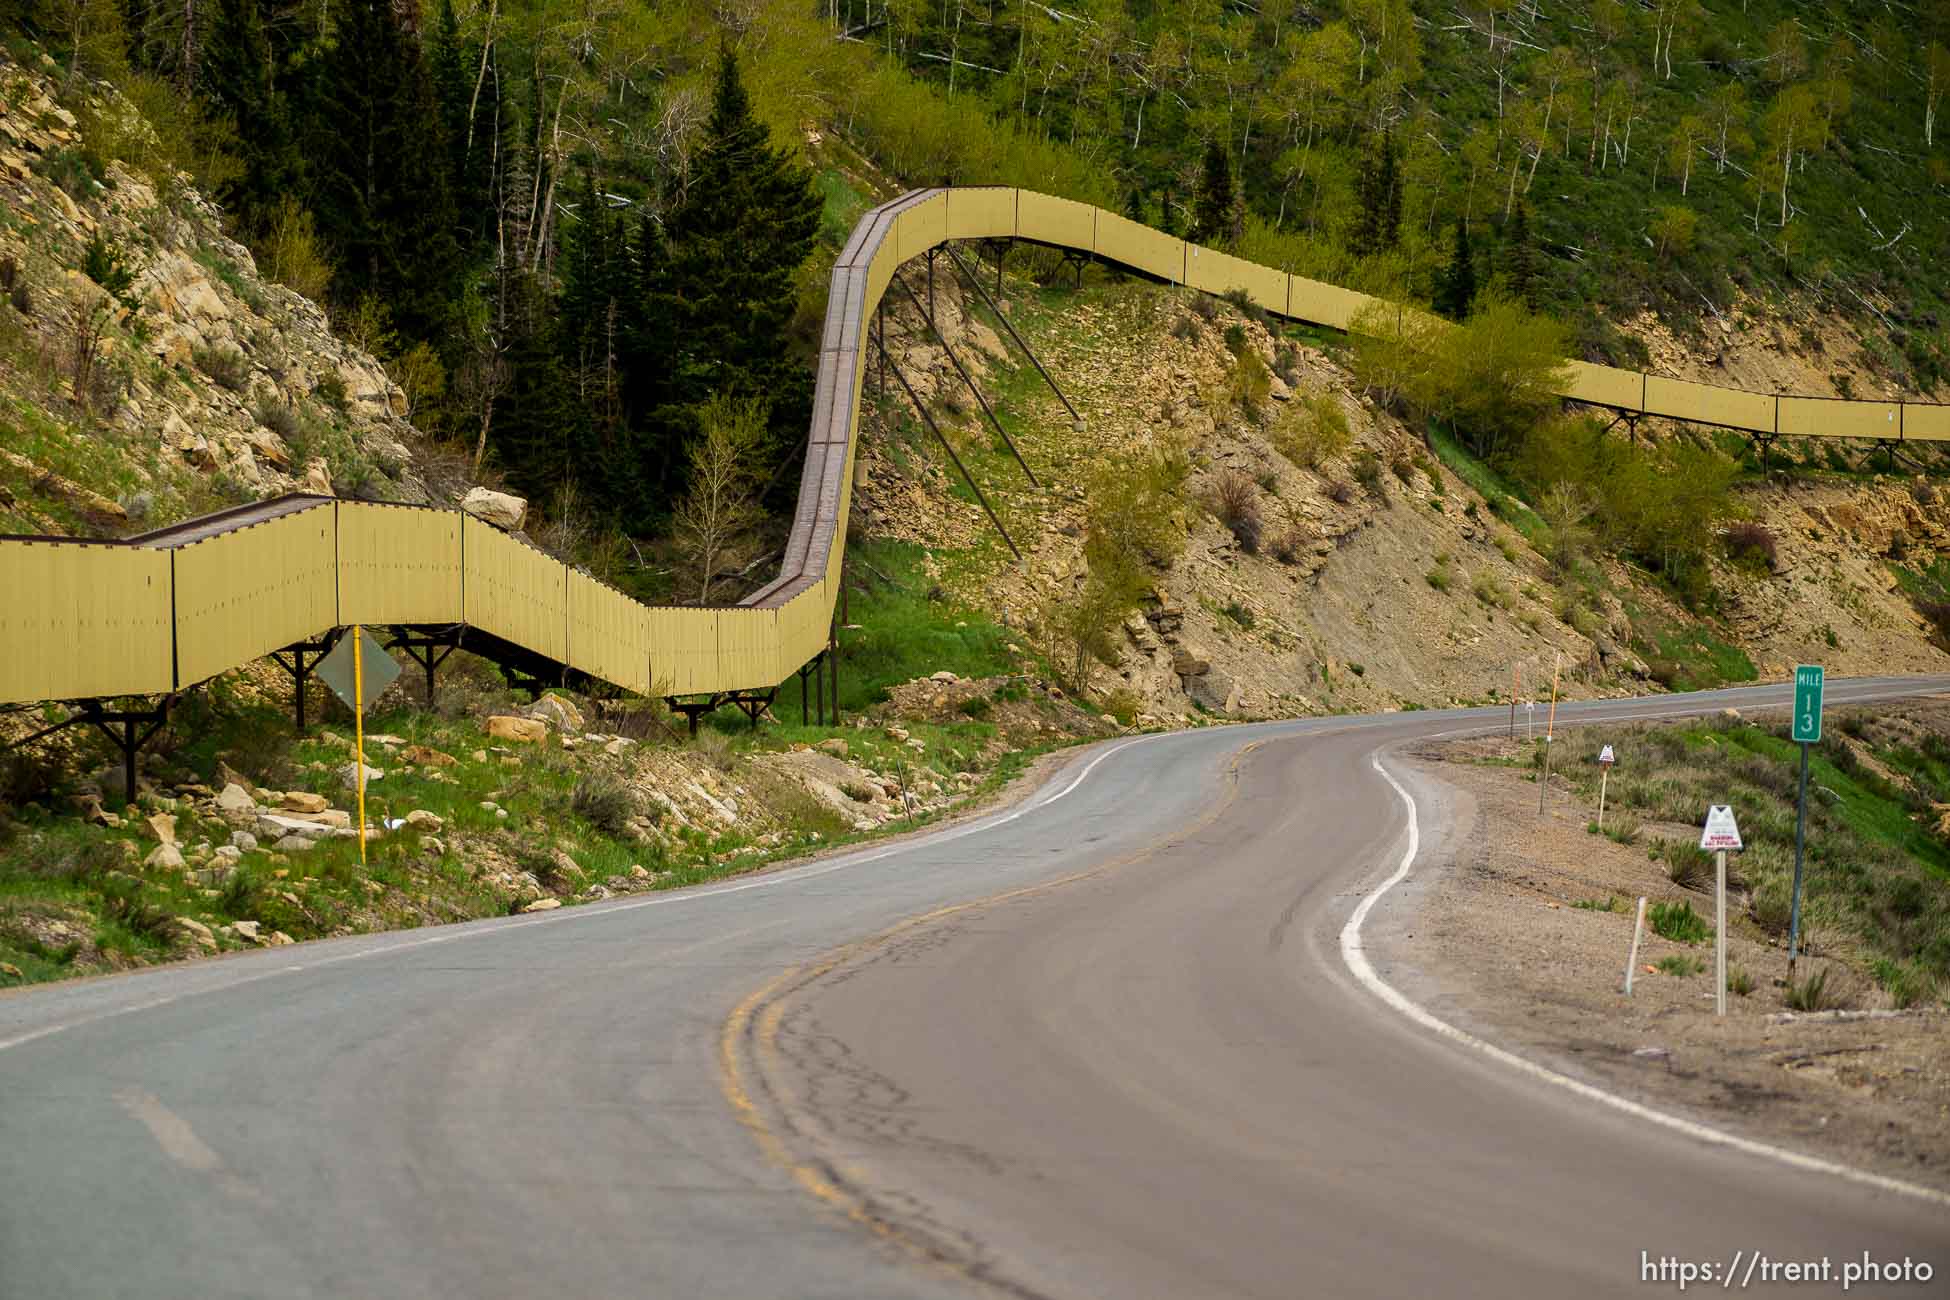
xmin=2 ymin=187 xmax=1943 ymax=709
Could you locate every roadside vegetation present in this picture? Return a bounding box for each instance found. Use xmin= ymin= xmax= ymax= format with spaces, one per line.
xmin=1554 ymin=708 xmax=1950 ymax=1008
xmin=0 ymin=565 xmax=1097 ymax=988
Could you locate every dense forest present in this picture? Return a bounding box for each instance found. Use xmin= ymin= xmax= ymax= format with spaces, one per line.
xmin=5 ymin=0 xmax=1947 ymax=552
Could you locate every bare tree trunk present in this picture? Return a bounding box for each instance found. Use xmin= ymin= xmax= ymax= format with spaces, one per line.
xmin=466 ymin=0 xmax=500 ymax=154
xmin=530 ymin=87 xmax=568 ymax=274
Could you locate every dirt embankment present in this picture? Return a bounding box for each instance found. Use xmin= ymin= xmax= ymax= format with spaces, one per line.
xmin=1387 ymin=724 xmax=1950 ymax=1194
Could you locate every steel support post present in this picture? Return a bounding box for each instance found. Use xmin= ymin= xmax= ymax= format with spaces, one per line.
xmin=942 ymin=244 xmax=1082 ymax=430
xmin=880 ymin=344 xmax=1023 ymax=561
xmin=893 ymin=272 xmax=1040 ymax=488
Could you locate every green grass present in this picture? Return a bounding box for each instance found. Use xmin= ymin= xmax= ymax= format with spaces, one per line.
xmin=1558 ymin=710 xmax=1950 ymax=992
xmin=1629 ymin=616 xmax=1759 ymax=693
xmin=831 ymin=539 xmax=1029 ymax=712
xmin=1649 ymin=899 xmax=1711 ymax=945
xmin=1655 ymin=954 xmax=1704 ymax=978
xmin=0 ymin=631 xmax=1076 ymax=986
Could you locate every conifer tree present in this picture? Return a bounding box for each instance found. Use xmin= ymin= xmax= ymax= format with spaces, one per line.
xmin=491 ymin=270 xmax=583 ymax=502
xmin=1499 ymin=202 xmax=1542 ymax=310
xmin=305 ymin=0 xmax=464 ymax=347
xmin=1433 ymin=217 xmax=1476 ymax=320
xmin=653 ymin=42 xmax=819 ymax=480
xmin=1351 ymin=129 xmax=1402 ymax=257
xmin=430 ymin=0 xmax=491 ymax=256
xmin=201 ymin=0 xmax=296 ymax=230
xmin=1190 ymin=140 xmax=1238 ymax=246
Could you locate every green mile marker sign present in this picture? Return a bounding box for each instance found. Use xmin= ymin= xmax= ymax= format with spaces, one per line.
xmin=1792 ymin=664 xmax=1824 ymax=744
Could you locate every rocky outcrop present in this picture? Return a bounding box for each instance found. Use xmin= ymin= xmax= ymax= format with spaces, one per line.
xmin=0 ymin=50 xmax=441 ymax=536
xmin=462 ymin=487 xmax=528 ymax=531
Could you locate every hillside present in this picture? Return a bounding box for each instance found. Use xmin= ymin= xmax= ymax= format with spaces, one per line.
xmin=855 ymin=256 xmax=1950 ymax=721
xmin=0 ymin=50 xmax=444 ymax=536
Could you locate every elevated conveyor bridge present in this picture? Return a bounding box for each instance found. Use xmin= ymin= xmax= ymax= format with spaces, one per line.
xmin=3 ymin=188 xmax=1943 ymax=752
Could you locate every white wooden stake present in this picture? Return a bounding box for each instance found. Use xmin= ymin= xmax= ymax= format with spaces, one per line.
xmin=1624 ymin=896 xmax=1647 ymax=995
xmin=1598 ymin=766 xmax=1609 ymax=831
xmin=1715 ymin=849 xmax=1728 ymax=1017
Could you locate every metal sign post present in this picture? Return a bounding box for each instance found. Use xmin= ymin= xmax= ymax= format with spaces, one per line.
xmin=317 ymin=626 xmax=402 ymax=866
xmin=1597 ymin=744 xmax=1615 ymax=830
xmin=1701 ymin=805 xmax=1743 ymax=1017
xmin=1788 ymin=665 xmax=1824 ymax=978
xmin=1537 ymin=653 xmax=1561 ymax=816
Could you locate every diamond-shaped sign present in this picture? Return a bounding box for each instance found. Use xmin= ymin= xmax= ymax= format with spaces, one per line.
xmin=316 ymin=627 xmax=401 ymax=714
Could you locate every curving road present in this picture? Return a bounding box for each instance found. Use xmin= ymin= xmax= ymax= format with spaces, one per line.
xmin=3 ymin=679 xmax=1946 ymax=1299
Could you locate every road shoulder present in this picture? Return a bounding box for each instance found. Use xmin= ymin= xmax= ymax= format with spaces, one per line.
xmin=1368 ymin=733 xmax=1950 ymax=1195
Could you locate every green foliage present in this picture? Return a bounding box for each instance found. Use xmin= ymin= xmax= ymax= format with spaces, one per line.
xmin=1655 ymin=954 xmax=1704 ymax=977
xmin=571 ymin=771 xmax=637 ymax=836
xmin=836 ymin=541 xmax=1022 ymax=711
xmin=192 ymin=344 xmax=248 ymax=392
xmin=1269 ymin=390 xmax=1352 ymax=469
xmin=1191 ymin=140 xmax=1240 ymax=247
xmin=1432 ymin=217 xmax=1475 ymax=320
xmin=1784 ymin=966 xmax=1842 ymax=1012
xmin=1515 ymin=416 xmax=1738 ymax=604
xmin=1649 ymin=899 xmax=1711 ymax=945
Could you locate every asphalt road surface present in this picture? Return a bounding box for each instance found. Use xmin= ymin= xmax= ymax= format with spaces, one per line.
xmin=4 ymin=678 xmax=1947 ymax=1299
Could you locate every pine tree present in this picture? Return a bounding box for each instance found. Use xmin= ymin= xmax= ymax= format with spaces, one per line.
xmin=430 ymin=0 xmax=491 ymax=256
xmin=1351 ymin=130 xmax=1402 ymax=258
xmin=1500 ymin=202 xmax=1542 ymax=310
xmin=304 ymin=0 xmax=464 ymax=347
xmin=1190 ymin=139 xmax=1238 ymax=246
xmin=201 ymin=0 xmax=296 ymax=230
xmin=655 ymin=42 xmax=819 ymax=482
xmin=491 ymin=270 xmax=583 ymax=503
xmin=1433 ymin=217 xmax=1476 ymax=320
xmin=1124 ymin=185 xmax=1148 ymax=226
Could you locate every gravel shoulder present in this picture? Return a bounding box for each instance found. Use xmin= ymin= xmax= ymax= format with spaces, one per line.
xmin=1381 ymin=730 xmax=1950 ymax=1194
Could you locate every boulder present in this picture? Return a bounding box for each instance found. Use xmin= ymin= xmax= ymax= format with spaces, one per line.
xmin=1172 ymin=645 xmax=1212 ymax=677
xmin=487 ymin=715 xmax=548 ymax=744
xmin=231 ymin=919 xmax=262 ymax=943
xmin=400 ymin=744 xmax=457 ymax=767
xmin=164 ymin=916 xmax=217 ymax=951
xmin=603 ymin=737 xmax=636 ymax=756
xmin=265 ymin=930 xmax=295 ymax=946
xmin=528 ymin=694 xmax=585 ymax=734
xmin=144 ymin=843 xmax=185 ymax=870
xmin=272 ymin=835 xmax=317 ymax=852
xmin=216 ymin=783 xmax=256 ymax=813
xmin=405 ymin=809 xmax=444 ymax=831
xmin=229 ymin=830 xmax=258 ymax=852
xmin=461 ymin=486 xmax=527 ymax=531
xmin=300 ymin=457 xmax=333 ymax=495
xmin=280 ymin=791 xmax=330 ymax=814
xmin=816 ymin=738 xmax=849 ymax=758
xmin=257 ymin=813 xmax=337 ymax=841
xmin=521 ymin=897 xmax=563 ymax=913
xmin=929 ymin=670 xmax=958 ymax=683
xmin=337 ymin=762 xmax=384 ymax=789
xmin=1186 ymin=667 xmax=1238 ymax=715
xmin=144 ymin=812 xmax=179 ymax=845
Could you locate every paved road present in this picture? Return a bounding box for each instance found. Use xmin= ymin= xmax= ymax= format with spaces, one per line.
xmin=3 ymin=679 xmax=1946 ymax=1298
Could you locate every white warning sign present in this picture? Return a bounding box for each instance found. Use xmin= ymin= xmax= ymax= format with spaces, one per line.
xmin=1699 ymin=805 xmax=1742 ymax=853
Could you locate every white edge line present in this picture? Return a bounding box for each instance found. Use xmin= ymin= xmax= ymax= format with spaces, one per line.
xmin=0 ymin=731 xmax=1162 ymax=1055
xmin=1340 ymin=747 xmax=1950 ymax=1210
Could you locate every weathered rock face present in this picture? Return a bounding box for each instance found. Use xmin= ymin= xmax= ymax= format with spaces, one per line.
xmin=0 ymin=50 xmax=452 ymax=538
xmin=487 ymin=715 xmax=548 ymax=744
xmin=462 ymin=487 xmax=527 ymax=531
xmin=527 ymin=694 xmax=584 ymax=734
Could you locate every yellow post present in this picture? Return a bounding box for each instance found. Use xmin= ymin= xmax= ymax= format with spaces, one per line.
xmin=1546 ymin=651 xmax=1561 ymax=740
xmin=353 ymin=625 xmax=368 ymax=865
